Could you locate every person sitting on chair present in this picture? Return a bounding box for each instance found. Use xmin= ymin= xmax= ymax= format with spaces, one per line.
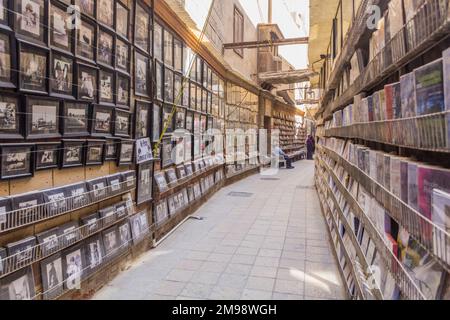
xmin=273 ymin=146 xmax=294 ymax=169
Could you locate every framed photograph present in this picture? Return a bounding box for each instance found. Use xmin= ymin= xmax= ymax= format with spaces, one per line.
xmin=0 ymin=31 xmax=16 ymax=88
xmin=61 ymin=101 xmax=89 ymax=137
xmin=175 ymin=107 xmax=186 ymax=130
xmin=0 ymin=266 xmax=35 ymax=300
xmin=99 ymin=69 xmax=114 ymax=105
xmin=167 ymin=196 xmax=176 ymax=215
xmin=50 ymin=52 xmax=73 ymax=98
xmin=91 ymin=104 xmax=113 ymax=137
xmin=135 ymin=100 xmax=150 ymax=139
xmin=117 ymin=139 xmax=134 ymax=166
xmin=161 ymin=137 xmax=173 ymax=168
xmin=76 ymin=63 xmax=98 ymax=102
xmin=40 ymin=253 xmax=63 ymax=300
xmin=165 ymin=168 xmax=178 ymax=185
xmin=129 ymin=210 xmax=149 ymax=244
xmin=155 ymin=61 xmax=163 ymax=101
xmin=190 ymin=81 xmax=196 ymax=109
xmin=14 ymin=0 xmax=46 ymax=44
xmin=0 ymin=144 xmax=33 ymax=180
xmin=0 ymin=0 xmax=11 ymax=30
xmin=84 ymin=235 xmax=105 ymax=275
xmin=163 ymin=29 xmax=173 ymax=67
xmin=182 ymin=77 xmax=189 ymax=108
xmin=49 ymin=2 xmax=71 ymax=53
xmin=134 ymin=51 xmax=150 ymax=98
xmin=97 ymin=0 xmax=114 ymax=29
xmin=154 ymin=171 xmax=168 ymax=193
xmin=164 ymin=67 xmax=174 ymax=103
xmin=134 ymin=1 xmax=150 ymax=54
xmin=116 ymin=1 xmax=129 ymax=39
xmin=184 ymin=137 xmax=192 ymax=162
xmin=74 ymin=0 xmax=95 ymax=18
xmin=60 ymin=139 xmax=84 ymax=168
xmin=154 ymin=199 xmax=168 ymax=224
xmin=6 ymin=236 xmax=36 ymax=268
xmin=174 ymin=73 xmax=182 ymax=105
xmin=200 ymin=115 xmax=207 ymax=133
xmin=185 ymin=110 xmax=194 ymax=133
xmin=176 ymin=165 xmax=187 ymax=180
xmin=106 ymin=173 xmax=123 ymax=196
xmin=154 ymin=22 xmax=163 ymax=61
xmin=201 ymin=89 xmax=207 ymax=113
xmin=136 ymin=161 xmax=153 ymax=205
xmin=62 ymin=244 xmax=86 ymax=290
xmin=152 ymin=102 xmax=161 ymax=142
xmin=102 ymin=226 xmax=119 ymax=258
xmin=99 ymin=205 xmax=116 ymax=226
xmin=115 ymin=38 xmax=130 ymax=74
xmin=121 ymin=170 xmax=136 ymax=189
xmin=105 ymin=140 xmax=117 ymax=161
xmin=193 ymin=113 xmax=200 ymax=134
xmin=81 ymin=212 xmax=101 ymax=234
xmin=174 ymin=38 xmax=182 ymax=73
xmin=117 ymin=221 xmax=132 ymax=248
xmin=97 ymin=28 xmax=114 ymax=67
xmin=0 ymin=94 xmax=21 ymax=139
xmin=0 ymin=247 xmax=5 ymax=273
xmin=114 ymin=109 xmax=131 ymax=138
xmin=25 ymin=96 xmax=60 ymax=139
xmin=65 ymin=182 xmax=89 ymax=209
xmin=76 ymin=18 xmax=96 ymax=63
xmin=115 ymin=201 xmax=130 ymax=219
xmin=85 ymin=139 xmax=105 ymax=166
xmin=162 ymin=104 xmax=174 ymax=133
xmin=86 ymin=177 xmax=107 ymax=202
xmin=35 ymin=142 xmax=59 ymax=171
xmin=18 ymin=42 xmax=48 ymax=94
xmin=194 ymin=135 xmax=201 ymax=159
xmin=116 ymin=73 xmax=130 ymax=108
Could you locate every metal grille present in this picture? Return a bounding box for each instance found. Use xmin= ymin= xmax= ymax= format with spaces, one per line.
xmin=228 ymin=192 xmax=254 ymax=198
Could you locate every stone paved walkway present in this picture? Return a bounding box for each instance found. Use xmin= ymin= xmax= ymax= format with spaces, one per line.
xmin=93 ymin=160 xmax=345 ymax=300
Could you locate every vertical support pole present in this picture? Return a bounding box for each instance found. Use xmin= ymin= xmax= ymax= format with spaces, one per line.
xmin=268 ymin=0 xmax=273 ymax=23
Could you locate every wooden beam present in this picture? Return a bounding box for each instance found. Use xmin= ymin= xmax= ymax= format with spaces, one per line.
xmin=223 ymin=37 xmax=309 ymax=50
xmin=259 ymin=69 xmax=318 ymax=84
xmin=296 ymin=99 xmax=320 ymax=105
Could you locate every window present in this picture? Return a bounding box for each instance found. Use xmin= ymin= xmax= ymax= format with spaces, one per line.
xmin=233 ymin=7 xmax=244 ymax=57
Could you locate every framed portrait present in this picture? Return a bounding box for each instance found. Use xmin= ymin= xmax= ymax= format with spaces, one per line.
xmin=154 ymin=199 xmax=168 ymax=225
xmin=85 ymin=139 xmax=105 ymax=166
xmin=0 ymin=143 xmax=33 ymax=180
xmin=117 ymin=139 xmax=134 ymax=166
xmin=105 ymin=140 xmax=117 ymax=161
xmin=117 ymin=221 xmax=132 ymax=248
xmin=40 ymin=253 xmax=63 ymax=300
xmin=115 ymin=38 xmax=130 ymax=74
xmin=86 ymin=177 xmax=107 ymax=202
xmin=175 ymin=107 xmax=186 ymax=130
xmin=97 ymin=0 xmax=114 ymax=29
xmin=97 ymin=27 xmax=114 ymax=67
xmin=76 ymin=63 xmax=98 ymax=102
xmin=91 ymin=104 xmax=113 ymax=137
xmin=61 ymin=101 xmax=89 ymax=137
xmin=81 ymin=212 xmax=101 ymax=234
xmin=50 ymin=52 xmax=73 ymax=99
xmin=0 ymin=0 xmax=11 ymax=30
xmin=99 ymin=205 xmax=116 ymax=226
xmin=152 ymin=102 xmax=161 ymax=142
xmin=99 ymin=68 xmax=114 ymax=105
xmin=176 ymin=165 xmax=187 ymax=180
xmin=14 ymin=0 xmax=46 ymax=44
xmin=84 ymin=235 xmax=105 ymax=275
xmin=129 ymin=210 xmax=149 ymax=244
xmin=74 ymin=0 xmax=95 ymax=18
xmin=189 ymin=81 xmax=196 ymax=110
xmin=174 ymin=38 xmax=182 ymax=73
xmin=25 ymin=96 xmax=60 ymax=139
xmin=161 ymin=137 xmax=173 ymax=168
xmin=35 ymin=142 xmax=59 ymax=171
xmin=121 ymin=170 xmax=136 ymax=189
xmin=116 ymin=73 xmax=130 ymax=108
xmin=49 ymin=2 xmax=71 ymax=53
xmin=43 ymin=187 xmax=67 ymax=215
xmin=136 ymin=161 xmax=153 ymax=205
xmin=167 ymin=195 xmax=176 ymax=215
xmin=154 ymin=172 xmax=168 ymax=193
xmin=116 ymin=1 xmax=129 ymax=40
xmin=62 ymin=244 xmax=86 ymax=290
xmin=185 ymin=110 xmax=193 ymax=133
xmin=65 ymin=182 xmax=89 ymax=210
xmin=163 ymin=29 xmax=173 ymax=67
xmin=162 ymin=104 xmax=174 ymax=133
xmin=0 ymin=266 xmax=35 ymax=300
xmin=114 ymin=109 xmax=131 ymax=138
xmin=164 ymin=67 xmax=174 ymax=103
xmin=0 ymin=31 xmax=15 ymax=88
xmin=0 ymin=94 xmax=21 ymax=139
xmin=155 ymin=61 xmax=163 ymax=101
xmin=76 ymin=18 xmax=96 ymax=63
xmin=134 ymin=51 xmax=150 ymax=98
xmin=135 ymin=101 xmax=150 ymax=139
xmin=134 ymin=1 xmax=150 ymax=54
xmin=174 ymin=73 xmax=182 ymax=105
xmin=182 ymin=77 xmax=189 ymax=107
xmin=154 ymin=22 xmax=163 ymax=61
xmin=102 ymin=226 xmax=119 ymax=259
xmin=18 ymin=42 xmax=48 ymax=94
xmin=60 ymin=139 xmax=84 ymax=168
xmin=6 ymin=236 xmax=36 ymax=268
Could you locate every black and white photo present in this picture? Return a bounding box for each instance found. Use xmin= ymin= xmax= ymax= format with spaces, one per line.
xmin=116 ymin=74 xmax=130 ymax=108
xmin=77 ymin=64 xmax=97 ymax=101
xmin=0 ymin=266 xmax=35 ymax=300
xmin=40 ymin=253 xmax=63 ymax=300
xmin=92 ymin=105 xmax=113 ymax=137
xmin=136 ymin=161 xmax=153 ymax=205
xmin=155 ymin=62 xmax=163 ymax=101
xmin=62 ymin=102 xmax=89 ymax=137
xmin=19 ymin=43 xmax=48 ymax=93
xmin=129 ymin=210 xmax=149 ymax=244
xmin=85 ymin=140 xmax=105 ymax=166
xmin=36 ymin=227 xmax=60 ymax=257
xmin=61 ymin=139 xmax=84 ymax=168
xmin=135 ymin=101 xmax=150 ymax=139
xmin=162 ymin=104 xmax=174 ymax=133
xmin=116 ymin=1 xmax=129 ymax=39
xmin=15 ymin=0 xmax=45 ymax=43
xmin=99 ymin=69 xmax=114 ymax=105
xmin=0 ymin=144 xmax=33 ymax=180
xmin=0 ymin=32 xmax=13 ymax=87
xmin=26 ymin=97 xmax=60 ymax=139
xmin=81 ymin=212 xmax=101 ymax=234
xmin=60 ymin=221 xmax=81 ymax=246
xmin=154 ymin=199 xmax=168 ymax=225
xmin=43 ymin=187 xmax=68 ymax=215
xmin=98 ymin=0 xmax=114 ymax=28
xmin=87 ymin=177 xmax=107 ymax=201
xmin=66 ymin=182 xmax=89 ymax=209
xmin=117 ymin=140 xmax=134 ymax=166
xmin=118 ymin=221 xmax=131 ymax=248
xmin=152 ymin=102 xmax=161 ymax=142
xmin=165 ymin=168 xmax=178 ymax=185
xmin=0 ymin=95 xmax=21 ymax=139
xmin=97 ymin=29 xmax=114 ymax=67
xmin=134 ymin=1 xmax=149 ymax=53
xmin=116 ymin=38 xmax=130 ymax=74
xmin=6 ymin=236 xmax=36 ymax=268
xmin=102 ymin=226 xmax=119 ymax=258
xmin=114 ymin=109 xmax=131 ymax=138
xmin=76 ymin=19 xmax=95 ymax=62
xmin=99 ymin=205 xmax=116 ymax=226
xmin=84 ymin=235 xmax=104 ymax=273
xmin=161 ymin=137 xmax=174 ymax=168
xmin=106 ymin=173 xmax=123 ymax=195
xmin=62 ymin=245 xmax=85 ymax=290
xmin=135 ymin=51 xmax=149 ymax=97
xmin=105 ymin=140 xmax=117 ymax=161
xmin=164 ymin=68 xmax=174 ymax=103
xmin=75 ymin=0 xmax=94 ymax=18
xmin=50 ymin=53 xmax=73 ymax=97
xmin=50 ymin=3 xmax=71 ymax=52
xmin=34 ymin=142 xmax=59 ymax=170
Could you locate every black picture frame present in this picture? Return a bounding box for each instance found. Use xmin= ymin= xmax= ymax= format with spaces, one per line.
xmin=75 ymin=17 xmax=96 ymax=64
xmin=164 ymin=67 xmax=174 ymax=103
xmin=165 ymin=168 xmax=178 ymax=185
xmin=49 ymin=1 xmax=73 ymax=54
xmin=182 ymin=77 xmax=189 ymax=108
xmin=129 ymin=211 xmax=149 ymax=244
xmin=115 ymin=37 xmax=130 ymax=75
xmin=102 ymin=225 xmax=120 ymax=259
xmin=153 ymin=171 xmax=168 ymax=193
xmin=18 ymin=40 xmax=49 ymax=94
xmin=154 ymin=199 xmax=168 ymax=224
xmin=98 ymin=68 xmax=115 ymax=106
xmin=40 ymin=252 xmax=63 ymax=300
xmin=14 ymin=0 xmax=47 ymax=45
xmin=0 ymin=266 xmax=35 ymax=300
xmin=185 ymin=110 xmax=194 ymax=133
xmin=136 ymin=160 xmax=153 ymax=205
xmin=135 ymin=100 xmax=150 ymax=139
xmin=91 ymin=104 xmax=113 ymax=137
xmin=161 ymin=137 xmax=173 ymax=168
xmin=65 ymin=182 xmax=89 ymax=210
xmin=81 ymin=212 xmax=101 ymax=234
xmin=162 ymin=104 xmax=174 ymax=134
xmin=0 ymin=93 xmax=22 ymax=139
xmin=189 ymin=80 xmax=196 ymax=109
xmin=115 ymin=1 xmax=129 ymax=40
xmin=154 ymin=21 xmax=163 ymax=62
xmin=176 ymin=165 xmax=187 ymax=180
xmin=163 ymin=28 xmax=173 ymax=67
xmin=117 ymin=220 xmax=132 ymax=248
xmin=133 ymin=0 xmax=150 ymax=54
xmin=0 ymin=198 xmax=11 ymax=232
xmin=175 ymin=107 xmax=186 ymax=130
xmin=76 ymin=62 xmax=98 ymax=102
xmin=155 ymin=61 xmax=163 ymax=101
xmin=0 ymin=0 xmax=12 ymax=31
xmin=0 ymin=143 xmax=33 ymax=180
xmin=74 ymin=0 xmax=95 ymax=20
xmin=60 ymin=139 xmax=84 ymax=169
xmin=61 ymin=101 xmax=89 ymax=137
xmin=85 ymin=139 xmax=105 ymax=166
xmin=6 ymin=236 xmax=36 ymax=268
xmin=134 ymin=50 xmax=150 ymax=98
xmin=174 ymin=73 xmax=182 ymax=106
xmin=116 ymin=73 xmax=130 ymax=109
xmin=104 ymin=139 xmax=117 ymax=161
xmin=49 ymin=51 xmax=74 ymax=99
xmin=152 ymin=102 xmax=161 ymax=142
xmin=106 ymin=173 xmax=123 ymax=196
xmin=97 ymin=0 xmax=115 ymax=30
xmin=35 ymin=142 xmax=59 ymax=171
xmin=117 ymin=139 xmax=134 ymax=166
xmin=114 ymin=109 xmax=131 ymax=138
xmin=97 ymin=26 xmax=114 ymax=68
xmin=62 ymin=243 xmax=86 ymax=290
xmin=174 ymin=38 xmax=182 ymax=73
xmin=0 ymin=30 xmax=16 ymax=88
xmin=25 ymin=96 xmax=60 ymax=139
xmin=84 ymin=234 xmax=105 ymax=275
xmin=86 ymin=177 xmax=107 ymax=202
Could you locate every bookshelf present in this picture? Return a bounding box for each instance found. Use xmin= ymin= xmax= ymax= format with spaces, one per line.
xmin=314 ymin=0 xmax=450 ymax=300
xmin=272 ymin=110 xmax=306 ymax=154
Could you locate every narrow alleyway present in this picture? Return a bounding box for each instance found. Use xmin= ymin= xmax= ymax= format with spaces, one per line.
xmin=93 ymin=161 xmax=345 ymax=300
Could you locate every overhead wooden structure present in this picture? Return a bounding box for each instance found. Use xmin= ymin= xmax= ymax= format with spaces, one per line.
xmin=223 ymin=37 xmax=309 ymax=50
xmin=258 ymin=69 xmax=318 ymax=85
xmin=296 ymin=99 xmax=320 ymax=105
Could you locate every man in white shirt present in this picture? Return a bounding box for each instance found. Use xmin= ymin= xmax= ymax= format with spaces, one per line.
xmin=273 ymin=146 xmax=294 ymax=169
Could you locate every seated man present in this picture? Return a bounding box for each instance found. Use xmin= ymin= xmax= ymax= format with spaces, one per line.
xmin=273 ymin=146 xmax=294 ymax=169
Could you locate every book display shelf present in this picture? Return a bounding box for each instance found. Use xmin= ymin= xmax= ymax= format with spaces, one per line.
xmin=315 ymin=0 xmax=450 ymax=299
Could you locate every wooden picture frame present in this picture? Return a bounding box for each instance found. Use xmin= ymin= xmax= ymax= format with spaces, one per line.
xmin=75 ymin=17 xmax=96 ymax=64
xmin=49 ymin=1 xmax=73 ymax=54
xmin=14 ymin=0 xmax=47 ymax=45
